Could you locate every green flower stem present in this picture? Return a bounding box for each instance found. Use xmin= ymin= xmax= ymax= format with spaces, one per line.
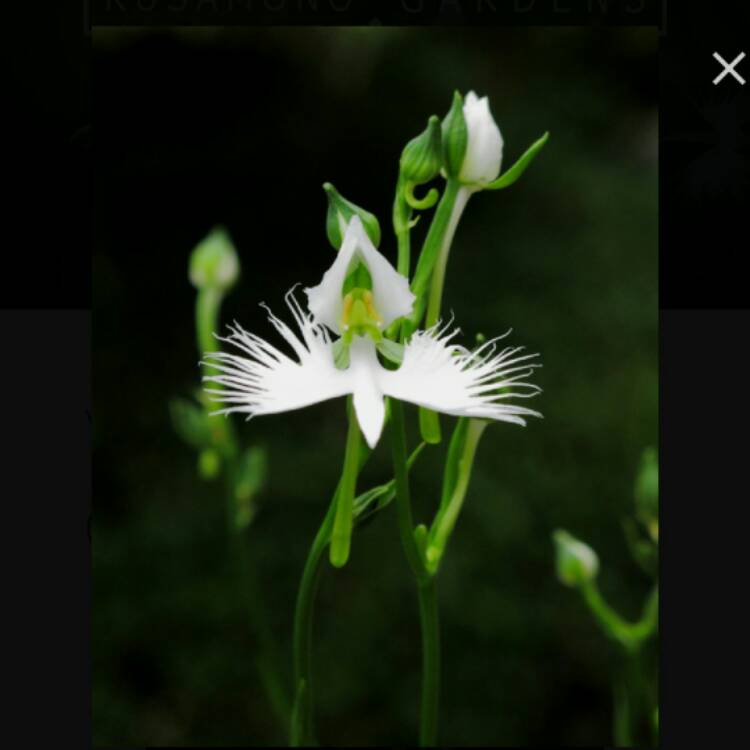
xmin=612 ymin=672 xmax=632 ymax=747
xmin=291 ymin=413 xmax=372 ymax=746
xmin=412 ymin=179 xmax=471 ymax=444
xmin=196 ymin=286 xmax=236 ymax=456
xmin=580 ymin=581 xmax=659 ymax=653
xmin=423 ymin=182 xmax=471 ymax=330
xmin=417 ymin=576 xmax=440 ymax=747
xmin=390 ymin=399 xmax=427 ymax=581
xmin=329 ymin=398 xmax=361 ymax=567
xmin=407 ymin=179 xmax=461 ymax=336
xmin=390 ymin=398 xmax=441 ymax=747
xmin=291 ymin=495 xmax=337 ymax=747
xmin=196 ymin=286 xmax=223 ymax=358
xmin=425 ymin=419 xmax=487 ymax=573
xmin=393 ymin=177 xmax=413 ymax=279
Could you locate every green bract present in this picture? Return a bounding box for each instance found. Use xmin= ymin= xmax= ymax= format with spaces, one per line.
xmin=323 ymin=182 xmax=381 ymax=249
xmin=485 ymin=131 xmax=550 ymax=191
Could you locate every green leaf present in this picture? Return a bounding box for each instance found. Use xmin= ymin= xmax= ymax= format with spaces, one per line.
xmin=352 ymin=442 xmax=426 ymax=525
xmin=485 ymin=131 xmax=549 ymax=190
xmin=169 ymin=397 xmax=212 ymax=448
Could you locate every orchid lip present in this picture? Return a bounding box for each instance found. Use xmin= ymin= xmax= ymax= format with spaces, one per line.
xmin=201 ymin=289 xmax=542 ymax=450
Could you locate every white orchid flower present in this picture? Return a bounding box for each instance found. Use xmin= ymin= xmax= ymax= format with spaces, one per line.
xmin=459 ymin=91 xmax=504 ymax=187
xmin=202 ymin=216 xmax=541 ymax=449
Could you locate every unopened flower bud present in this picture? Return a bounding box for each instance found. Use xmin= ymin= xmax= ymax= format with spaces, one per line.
xmin=323 ymin=182 xmax=381 ymax=250
xmin=189 ymin=227 xmax=240 ymax=291
xmin=553 ymin=529 xmax=599 ymax=587
xmin=400 ymin=115 xmax=443 ymax=186
xmin=459 ymin=90 xmax=504 ymax=186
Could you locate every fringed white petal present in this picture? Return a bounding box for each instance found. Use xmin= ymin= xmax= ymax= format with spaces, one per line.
xmin=201 ymin=289 xmax=352 ymax=418
xmin=305 ymin=215 xmax=414 ymax=333
xmin=381 ymin=323 xmax=542 ymax=425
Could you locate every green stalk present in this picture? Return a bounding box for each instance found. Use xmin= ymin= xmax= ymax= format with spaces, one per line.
xmin=423 ymin=183 xmax=471 ymax=330
xmin=393 ymin=176 xmax=413 ymax=279
xmin=390 ymin=399 xmax=427 ymax=580
xmin=406 ymin=179 xmax=461 ymax=337
xmin=290 ymin=412 xmax=372 ymax=746
xmin=196 ymin=286 xmax=235 ymax=454
xmin=417 ymin=577 xmax=440 ymax=747
xmin=411 ymin=179 xmax=471 ymax=444
xmin=390 ymin=398 xmax=441 ymax=747
xmin=291 ymin=497 xmax=337 ymax=746
xmin=330 ymin=399 xmax=361 ymax=567
xmin=580 ymin=581 xmax=658 ymax=653
xmin=425 ymin=419 xmax=487 ymax=573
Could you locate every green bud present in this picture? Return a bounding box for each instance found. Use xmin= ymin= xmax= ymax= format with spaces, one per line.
xmin=189 ymin=226 xmax=240 ymax=291
xmin=198 ymin=448 xmax=221 ymax=480
xmin=400 ymin=115 xmax=443 ymax=186
xmin=552 ymin=529 xmax=599 ymax=587
xmin=440 ymin=90 xmax=468 ymax=179
xmin=634 ymin=447 xmax=658 ymax=541
xmin=323 ymin=182 xmax=381 ymax=249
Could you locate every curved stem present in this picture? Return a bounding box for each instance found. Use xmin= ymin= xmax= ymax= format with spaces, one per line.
xmin=580 ymin=581 xmax=659 ymax=653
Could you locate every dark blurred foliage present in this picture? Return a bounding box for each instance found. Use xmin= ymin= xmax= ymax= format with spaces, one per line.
xmin=93 ymin=27 xmax=657 ymax=747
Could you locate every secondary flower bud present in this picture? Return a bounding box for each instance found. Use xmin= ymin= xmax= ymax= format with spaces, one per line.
xmin=553 ymin=529 xmax=599 ymax=587
xmin=400 ymin=115 xmax=443 ymax=186
xmin=459 ymin=90 xmax=504 ymax=186
xmin=323 ymin=182 xmax=381 ymax=250
xmin=440 ymin=90 xmax=468 ymax=179
xmin=189 ymin=227 xmax=240 ymax=291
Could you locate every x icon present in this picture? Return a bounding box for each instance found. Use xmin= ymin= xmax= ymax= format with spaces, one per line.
xmin=713 ymin=52 xmax=746 ymax=85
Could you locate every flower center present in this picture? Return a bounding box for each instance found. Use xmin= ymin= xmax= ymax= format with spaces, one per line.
xmin=340 ymin=288 xmax=383 ymax=343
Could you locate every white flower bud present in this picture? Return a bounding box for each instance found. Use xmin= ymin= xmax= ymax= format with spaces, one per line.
xmin=459 ymin=91 xmax=504 ymax=187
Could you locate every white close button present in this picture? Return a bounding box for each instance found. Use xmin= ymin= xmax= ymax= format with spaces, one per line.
xmin=713 ymin=52 xmax=746 ymax=85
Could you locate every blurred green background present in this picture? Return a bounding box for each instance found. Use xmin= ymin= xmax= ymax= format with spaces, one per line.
xmin=93 ymin=26 xmax=657 ymax=747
